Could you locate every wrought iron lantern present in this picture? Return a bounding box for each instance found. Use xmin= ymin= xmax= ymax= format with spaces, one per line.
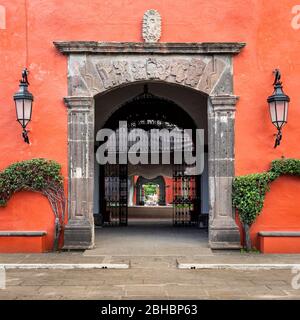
xmin=267 ymin=69 xmax=290 ymax=148
xmin=13 ymin=68 xmax=33 ymax=144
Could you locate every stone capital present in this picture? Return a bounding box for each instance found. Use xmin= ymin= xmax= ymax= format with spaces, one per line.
xmin=210 ymin=95 xmax=239 ymax=112
xmin=64 ymin=96 xmax=93 ymax=110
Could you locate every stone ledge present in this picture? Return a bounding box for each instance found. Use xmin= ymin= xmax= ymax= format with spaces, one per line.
xmin=259 ymin=231 xmax=300 ymax=237
xmin=54 ymin=41 xmax=246 ymax=55
xmin=209 ymin=242 xmax=241 ymax=250
xmin=0 ymin=231 xmax=47 ymax=237
xmin=0 ymin=263 xmax=129 ymax=269
xmin=177 ymin=263 xmax=300 ymax=270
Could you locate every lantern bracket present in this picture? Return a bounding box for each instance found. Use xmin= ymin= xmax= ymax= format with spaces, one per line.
xmin=274 ymin=130 xmax=282 ymax=148
xmin=22 ymin=129 xmax=30 ymax=144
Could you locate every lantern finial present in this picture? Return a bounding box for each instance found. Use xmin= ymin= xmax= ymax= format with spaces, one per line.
xmin=21 ymin=68 xmax=29 ymax=85
xmin=273 ymin=69 xmax=281 ymax=86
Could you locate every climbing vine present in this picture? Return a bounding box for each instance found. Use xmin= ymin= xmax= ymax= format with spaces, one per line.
xmin=0 ymin=158 xmax=65 ymax=250
xmin=232 ymin=158 xmax=300 ymax=250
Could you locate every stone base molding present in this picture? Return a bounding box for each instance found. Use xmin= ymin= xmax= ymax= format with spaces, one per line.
xmin=63 ymin=219 xmax=94 ymax=250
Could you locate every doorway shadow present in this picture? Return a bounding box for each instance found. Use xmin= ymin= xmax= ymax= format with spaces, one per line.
xmin=86 ymin=220 xmax=210 ymax=257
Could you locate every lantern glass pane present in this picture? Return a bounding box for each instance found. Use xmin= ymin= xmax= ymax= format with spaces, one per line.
xmin=269 ymin=101 xmax=277 ymax=123
xmin=275 ymin=101 xmax=286 ymax=129
xmin=15 ymin=100 xmax=24 ymax=124
xmin=23 ymin=99 xmax=32 ymax=123
xmin=283 ymin=101 xmax=288 ymax=123
xmin=15 ymin=99 xmax=32 ymax=128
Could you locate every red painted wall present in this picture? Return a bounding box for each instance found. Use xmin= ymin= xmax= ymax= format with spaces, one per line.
xmin=164 ymin=177 xmax=173 ymax=205
xmin=250 ymin=176 xmax=300 ymax=249
xmin=0 ymin=0 xmax=300 ymax=251
xmin=0 ymin=192 xmax=55 ymax=251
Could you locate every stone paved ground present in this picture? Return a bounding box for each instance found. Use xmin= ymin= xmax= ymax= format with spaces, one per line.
xmin=1 ymin=222 xmax=300 ymax=300
xmin=1 ymin=263 xmax=300 ymax=300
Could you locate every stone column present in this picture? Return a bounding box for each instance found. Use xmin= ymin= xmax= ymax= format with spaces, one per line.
xmin=208 ymin=95 xmax=241 ymax=249
xmin=63 ymin=96 xmax=95 ymax=249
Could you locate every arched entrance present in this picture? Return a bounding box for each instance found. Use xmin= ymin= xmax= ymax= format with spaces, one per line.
xmin=55 ymin=41 xmax=245 ymax=250
xmin=136 ymin=176 xmax=166 ymax=206
xmin=94 ymin=83 xmax=205 ymax=227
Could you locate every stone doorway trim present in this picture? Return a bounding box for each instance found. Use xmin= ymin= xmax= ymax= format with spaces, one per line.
xmin=55 ymin=41 xmax=246 ymax=250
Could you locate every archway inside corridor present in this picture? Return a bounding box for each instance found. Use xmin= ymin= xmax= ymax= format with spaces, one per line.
xmin=135 ymin=176 xmax=166 ymax=206
xmin=93 ymin=82 xmax=209 ymax=230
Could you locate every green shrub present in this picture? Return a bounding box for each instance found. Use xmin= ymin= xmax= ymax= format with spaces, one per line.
xmin=232 ymin=158 xmax=300 ymax=250
xmin=0 ymin=158 xmax=63 ymax=205
xmin=0 ymin=158 xmax=65 ymax=250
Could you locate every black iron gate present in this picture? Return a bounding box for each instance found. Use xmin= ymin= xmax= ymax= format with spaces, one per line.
xmin=102 ymin=164 xmax=128 ymax=226
xmin=172 ymin=164 xmax=200 ymax=226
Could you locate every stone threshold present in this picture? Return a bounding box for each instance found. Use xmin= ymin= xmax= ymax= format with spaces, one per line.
xmin=0 ymin=263 xmax=129 ymax=270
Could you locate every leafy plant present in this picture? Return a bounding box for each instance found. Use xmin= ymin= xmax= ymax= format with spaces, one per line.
xmin=240 ymin=248 xmax=260 ymax=254
xmin=143 ymin=183 xmax=158 ymax=197
xmin=0 ymin=158 xmax=65 ymax=250
xmin=233 ymin=158 xmax=300 ymax=251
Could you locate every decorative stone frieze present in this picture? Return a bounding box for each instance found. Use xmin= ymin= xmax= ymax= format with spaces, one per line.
xmin=67 ymin=55 xmax=232 ymax=96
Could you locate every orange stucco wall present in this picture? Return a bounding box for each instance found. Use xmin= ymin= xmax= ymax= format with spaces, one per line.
xmin=0 ymin=0 xmax=300 ymax=252
xmin=0 ymin=192 xmax=55 ymax=252
xmin=164 ymin=177 xmax=173 ymax=205
xmin=250 ymin=176 xmax=300 ymax=249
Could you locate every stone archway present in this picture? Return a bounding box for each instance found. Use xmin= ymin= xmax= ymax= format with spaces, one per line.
xmin=136 ymin=176 xmax=166 ymax=206
xmin=54 ymin=41 xmax=245 ymax=250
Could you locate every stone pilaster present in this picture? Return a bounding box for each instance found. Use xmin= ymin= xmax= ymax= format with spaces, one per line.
xmin=208 ymin=95 xmax=241 ymax=249
xmin=63 ymin=96 xmax=95 ymax=249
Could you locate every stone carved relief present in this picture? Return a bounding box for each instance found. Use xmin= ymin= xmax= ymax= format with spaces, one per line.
xmin=142 ymin=9 xmax=161 ymax=43
xmin=170 ymin=58 xmax=206 ymax=86
xmin=131 ymin=61 xmax=147 ymax=80
xmin=84 ymin=60 xmax=105 ymax=95
xmin=170 ymin=60 xmax=190 ymax=83
xmin=212 ymin=69 xmax=233 ymax=95
xmin=145 ymin=58 xmax=169 ymax=79
xmin=198 ymin=58 xmax=226 ymax=94
xmin=72 ymin=56 xmax=228 ymax=96
xmin=70 ymin=60 xmax=89 ymax=95
xmin=96 ymin=61 xmax=131 ymax=89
